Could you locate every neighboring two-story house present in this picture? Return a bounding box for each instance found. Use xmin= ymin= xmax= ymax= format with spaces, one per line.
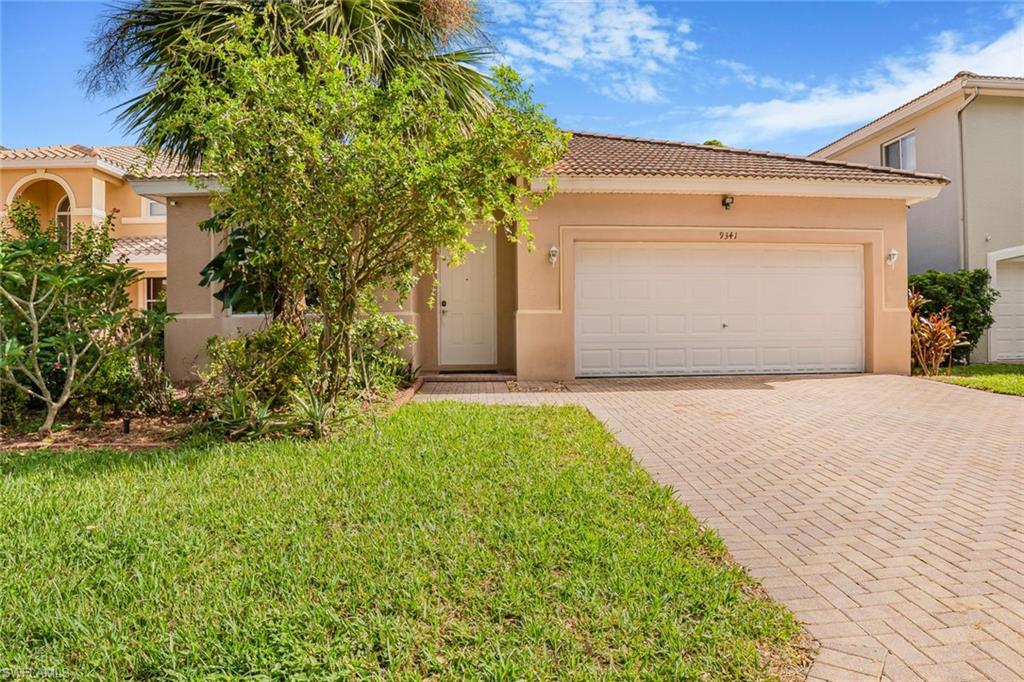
xmin=813 ymin=72 xmax=1024 ymax=362
xmin=0 ymin=145 xmax=171 ymax=309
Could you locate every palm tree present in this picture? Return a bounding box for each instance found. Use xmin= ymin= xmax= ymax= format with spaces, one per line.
xmin=83 ymin=0 xmax=492 ymax=164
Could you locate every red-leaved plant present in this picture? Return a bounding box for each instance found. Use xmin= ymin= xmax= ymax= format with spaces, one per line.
xmin=908 ymin=289 xmax=969 ymax=375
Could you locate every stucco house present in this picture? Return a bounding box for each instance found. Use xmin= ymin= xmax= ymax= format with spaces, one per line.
xmin=0 ymin=145 xmax=171 ymax=309
xmin=129 ymin=132 xmax=947 ymax=382
xmin=812 ymin=72 xmax=1024 ymax=362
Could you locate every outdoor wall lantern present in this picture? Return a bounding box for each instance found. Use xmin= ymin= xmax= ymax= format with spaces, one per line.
xmin=721 ymin=194 xmax=735 ymax=210
xmin=886 ymin=248 xmax=899 ymax=269
xmin=548 ymin=244 xmax=560 ymax=265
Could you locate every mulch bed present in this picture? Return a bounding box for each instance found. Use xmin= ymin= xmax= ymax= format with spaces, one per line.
xmin=0 ymin=415 xmax=191 ymax=452
xmin=0 ymin=378 xmax=428 ymax=453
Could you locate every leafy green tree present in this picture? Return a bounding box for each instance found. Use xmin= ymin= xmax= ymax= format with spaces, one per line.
xmin=702 ymin=139 xmax=725 ymax=147
xmin=909 ymin=269 xmax=999 ymax=361
xmin=0 ymin=200 xmax=171 ymax=433
xmin=83 ymin=0 xmax=491 ymax=165
xmin=156 ymin=23 xmax=567 ymax=400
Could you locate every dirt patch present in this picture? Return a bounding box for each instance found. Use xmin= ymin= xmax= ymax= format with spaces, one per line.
xmin=1 ymin=415 xmax=191 ymax=452
xmin=507 ymin=381 xmax=568 ymax=393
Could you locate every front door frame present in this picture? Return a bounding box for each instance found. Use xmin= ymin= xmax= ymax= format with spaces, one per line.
xmin=437 ymin=228 xmax=498 ymax=368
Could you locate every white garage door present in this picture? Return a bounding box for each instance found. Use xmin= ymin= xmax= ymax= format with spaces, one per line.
xmin=992 ymin=258 xmax=1024 ymax=361
xmin=575 ymin=243 xmax=865 ymax=377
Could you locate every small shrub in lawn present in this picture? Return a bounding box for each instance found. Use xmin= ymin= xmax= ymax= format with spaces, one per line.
xmin=908 ymin=269 xmax=998 ymax=361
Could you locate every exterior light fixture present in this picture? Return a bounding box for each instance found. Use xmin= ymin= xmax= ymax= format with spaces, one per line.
xmin=721 ymin=195 xmax=735 ymax=210
xmin=886 ymin=248 xmax=899 ymax=269
xmin=548 ymin=245 xmax=559 ymax=265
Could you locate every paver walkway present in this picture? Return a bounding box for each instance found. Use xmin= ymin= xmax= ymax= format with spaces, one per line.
xmin=417 ymin=375 xmax=1024 ymax=681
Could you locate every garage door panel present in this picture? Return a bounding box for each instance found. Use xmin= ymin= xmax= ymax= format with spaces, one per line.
xmin=992 ymin=260 xmax=1024 ymax=360
xmin=575 ymin=243 xmax=864 ymax=377
xmin=654 ymin=348 xmax=686 ymax=370
xmin=617 ymin=315 xmax=649 ymax=334
xmin=655 ymin=315 xmax=686 ymax=334
xmin=692 ymin=348 xmax=723 ymax=368
xmin=578 ymin=314 xmax=613 ymax=335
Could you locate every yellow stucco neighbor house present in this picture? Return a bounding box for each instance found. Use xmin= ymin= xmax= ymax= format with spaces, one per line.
xmin=812 ymin=72 xmax=1024 ymax=362
xmin=0 ymin=144 xmax=171 ymax=310
xmin=128 ymin=131 xmax=948 ymax=382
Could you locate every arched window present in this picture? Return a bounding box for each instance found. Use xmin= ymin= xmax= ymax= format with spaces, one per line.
xmin=55 ymin=196 xmax=72 ymax=249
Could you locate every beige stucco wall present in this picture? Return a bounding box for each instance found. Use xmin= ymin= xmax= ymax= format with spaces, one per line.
xmin=164 ymin=196 xmax=264 ymax=380
xmin=961 ymin=95 xmax=1024 ymax=362
xmin=164 ymin=191 xmax=912 ymax=382
xmin=507 ymin=193 xmax=911 ymax=381
xmin=1 ymin=165 xmax=167 ymax=310
xmin=824 ymin=97 xmax=963 ymax=274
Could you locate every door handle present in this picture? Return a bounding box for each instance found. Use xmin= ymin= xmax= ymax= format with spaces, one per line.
xmin=441 ymin=299 xmax=447 ymax=314
xmin=722 ymin=323 xmax=728 ymax=328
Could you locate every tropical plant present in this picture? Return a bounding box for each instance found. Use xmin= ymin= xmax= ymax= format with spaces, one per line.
xmin=83 ymin=0 xmax=490 ymax=165
xmin=0 ymin=200 xmax=172 ymax=433
xmin=908 ymin=289 xmax=969 ymax=376
xmin=157 ymin=23 xmax=567 ymax=405
xmin=350 ymin=304 xmax=417 ymax=397
xmin=201 ymin=321 xmax=316 ymax=407
xmin=908 ymin=269 xmax=999 ymax=361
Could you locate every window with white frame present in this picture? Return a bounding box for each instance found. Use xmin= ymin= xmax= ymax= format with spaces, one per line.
xmin=145 ymin=277 xmax=166 ymax=310
xmin=55 ymin=196 xmax=72 ymax=249
xmin=145 ymin=199 xmax=167 ymax=217
xmin=882 ymin=132 xmax=916 ymax=171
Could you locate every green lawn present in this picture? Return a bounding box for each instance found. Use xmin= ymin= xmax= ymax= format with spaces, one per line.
xmin=0 ymin=402 xmax=803 ymax=680
xmin=932 ymin=363 xmax=1024 ymax=396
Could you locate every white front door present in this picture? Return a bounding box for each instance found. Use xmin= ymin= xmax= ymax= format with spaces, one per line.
xmin=992 ymin=258 xmax=1024 ymax=361
xmin=438 ymin=229 xmax=496 ymax=366
xmin=575 ymin=243 xmax=865 ymax=377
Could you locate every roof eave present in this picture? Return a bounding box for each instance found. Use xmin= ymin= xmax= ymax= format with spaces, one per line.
xmin=532 ymin=174 xmax=946 ymax=206
xmin=128 ymin=177 xmax=218 ymax=198
xmin=812 ymin=77 xmax=1024 ymax=158
xmin=0 ymin=157 xmax=127 ymax=178
xmin=810 ymin=82 xmax=964 ymax=158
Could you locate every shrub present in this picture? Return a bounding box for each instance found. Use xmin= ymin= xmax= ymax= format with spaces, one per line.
xmin=71 ymin=351 xmax=140 ymax=422
xmin=0 ymin=199 xmax=171 ymax=433
xmin=909 ymin=290 xmax=969 ymax=375
xmin=350 ymin=308 xmax=417 ymax=396
xmin=908 ymin=269 xmax=998 ymax=361
xmin=202 ymin=322 xmax=315 ymax=407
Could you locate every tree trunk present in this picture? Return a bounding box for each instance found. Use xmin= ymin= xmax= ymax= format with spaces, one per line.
xmin=39 ymin=402 xmax=62 ymax=435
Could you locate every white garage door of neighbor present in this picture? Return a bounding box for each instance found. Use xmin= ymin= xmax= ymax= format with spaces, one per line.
xmin=575 ymin=243 xmax=865 ymax=377
xmin=992 ymin=258 xmax=1024 ymax=361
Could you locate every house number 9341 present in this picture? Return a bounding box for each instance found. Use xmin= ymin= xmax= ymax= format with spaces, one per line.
xmin=719 ymin=231 xmax=738 ymax=240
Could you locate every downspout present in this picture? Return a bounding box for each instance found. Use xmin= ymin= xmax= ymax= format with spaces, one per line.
xmin=956 ymin=85 xmax=980 ymax=269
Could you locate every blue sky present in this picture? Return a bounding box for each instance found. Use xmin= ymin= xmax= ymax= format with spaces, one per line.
xmin=2 ymin=1 xmax=1022 ymax=154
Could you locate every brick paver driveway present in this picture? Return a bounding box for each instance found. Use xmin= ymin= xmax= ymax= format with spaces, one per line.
xmin=417 ymin=375 xmax=1023 ymax=681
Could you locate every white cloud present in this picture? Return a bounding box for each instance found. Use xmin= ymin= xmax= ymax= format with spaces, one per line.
xmin=716 ymin=60 xmax=807 ymax=94
xmin=491 ymin=0 xmax=694 ymax=102
xmin=685 ymin=21 xmax=1024 ymax=147
xmin=677 ymin=18 xmax=692 ymax=34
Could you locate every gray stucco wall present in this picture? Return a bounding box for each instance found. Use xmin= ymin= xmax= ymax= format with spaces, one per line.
xmin=962 ymin=95 xmax=1024 ymax=362
xmin=823 ymin=98 xmax=962 ymax=274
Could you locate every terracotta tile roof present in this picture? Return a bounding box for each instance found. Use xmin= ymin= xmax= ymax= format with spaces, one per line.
xmin=555 ymin=132 xmax=948 ymax=184
xmin=112 ymin=235 xmax=166 ymax=261
xmin=0 ymin=144 xmax=196 ymax=179
xmin=4 ymin=131 xmax=949 ymax=187
xmin=812 ymin=72 xmax=1024 ymax=156
xmin=0 ymin=144 xmax=98 ymax=161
